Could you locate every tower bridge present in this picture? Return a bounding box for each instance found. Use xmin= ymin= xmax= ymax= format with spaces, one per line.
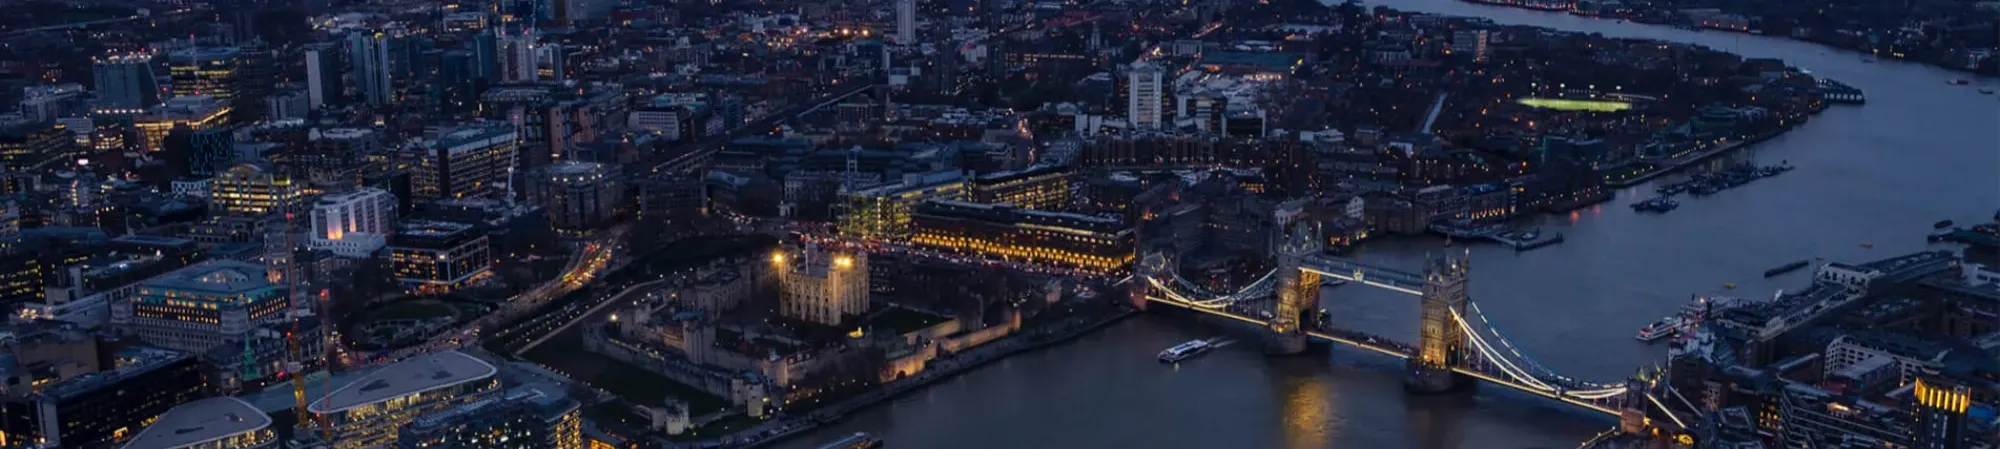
xmin=1131 ymin=221 xmax=1694 ymax=432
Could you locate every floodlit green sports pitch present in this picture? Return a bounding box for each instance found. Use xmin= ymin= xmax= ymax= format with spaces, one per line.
xmin=1518 ymin=98 xmax=1633 ymax=112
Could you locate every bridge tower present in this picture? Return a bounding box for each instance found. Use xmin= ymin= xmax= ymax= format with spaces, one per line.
xmin=1405 ymin=250 xmax=1471 ymax=393
xmin=1130 ymin=251 xmax=1175 ymax=311
xmin=1265 ymin=221 xmax=1320 ymax=355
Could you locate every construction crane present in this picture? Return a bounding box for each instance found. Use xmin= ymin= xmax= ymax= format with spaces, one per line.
xmin=283 ymin=211 xmax=310 ymax=428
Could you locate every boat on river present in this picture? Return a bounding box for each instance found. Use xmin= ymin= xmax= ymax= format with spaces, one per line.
xmin=1764 ymin=260 xmax=1811 ymax=277
xmin=815 ymin=432 xmax=884 ymax=449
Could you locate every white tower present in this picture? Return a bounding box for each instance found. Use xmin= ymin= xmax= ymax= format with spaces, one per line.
xmin=1126 ymin=62 xmax=1165 ymax=130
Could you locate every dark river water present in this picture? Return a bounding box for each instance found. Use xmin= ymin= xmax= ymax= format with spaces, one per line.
xmin=771 ymin=1 xmax=2000 ymax=448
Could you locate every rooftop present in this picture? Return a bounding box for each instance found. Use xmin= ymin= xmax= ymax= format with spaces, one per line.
xmin=143 ymin=260 xmax=275 ymax=295
xmin=307 ymin=350 xmax=496 ymax=414
xmin=121 ymin=397 xmax=269 ymax=449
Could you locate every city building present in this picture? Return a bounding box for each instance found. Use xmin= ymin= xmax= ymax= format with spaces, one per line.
xmin=1910 ymin=377 xmax=1972 ymax=449
xmin=168 ymin=47 xmax=243 ymax=102
xmin=0 ymin=347 xmax=206 ymax=449
xmin=111 ymin=260 xmax=290 ymax=354
xmin=19 ymin=84 xmax=89 ymax=122
xmin=121 ymin=397 xmax=278 ymax=449
xmin=348 ymin=31 xmax=395 ymax=107
xmin=838 ymin=170 xmax=966 ymax=239
xmin=967 ymin=165 xmax=1073 ymax=211
xmin=161 ymin=126 xmax=238 ymax=178
xmin=134 ymin=96 xmax=233 ymax=153
xmin=93 ymin=53 xmax=160 ymax=112
xmin=909 ymin=201 xmax=1134 ymax=273
xmin=1126 ymin=62 xmax=1165 ymax=130
xmin=526 ymin=161 xmax=620 ymax=237
xmin=309 ymin=188 xmax=397 ymax=257
xmin=304 ymin=44 xmax=345 ymax=109
xmin=209 ymin=163 xmax=304 ymax=217
xmin=498 ymin=28 xmax=538 ymax=83
xmin=395 ymin=386 xmax=583 ymax=449
xmin=389 ymin=220 xmax=491 ymax=293
xmin=21 ymin=242 xmax=199 ymax=327
xmin=895 ymin=0 xmax=916 ymax=45
xmin=306 ymin=351 xmax=502 ymax=449
xmin=1778 ymin=382 xmax=1909 ymax=448
xmin=0 ymin=121 xmax=72 ymax=170
xmin=777 ymin=244 xmax=869 ymax=326
xmin=410 ymin=124 xmax=518 ymax=202
xmin=1451 ymin=29 xmax=1490 ymax=62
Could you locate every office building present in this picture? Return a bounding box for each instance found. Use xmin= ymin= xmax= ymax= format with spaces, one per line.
xmin=231 ymin=43 xmax=277 ymax=122
xmin=1451 ymin=29 xmax=1490 ymax=62
xmin=0 ymin=347 xmax=206 ymax=449
xmin=410 ymin=124 xmax=517 ymax=202
xmin=0 ymin=121 xmax=72 ymax=169
xmin=498 ymin=28 xmax=538 ymax=83
xmin=526 ymin=162 xmax=620 ymax=237
xmin=967 ymin=165 xmax=1073 ymax=211
xmin=389 ymin=221 xmax=491 ymax=293
xmin=134 ymin=96 xmax=232 ymax=153
xmin=93 ymin=53 xmax=161 ymax=112
xmin=304 ymin=44 xmax=345 ymax=109
xmin=1778 ymin=382 xmax=1909 ymax=448
xmin=1910 ymin=377 xmax=1971 ymax=449
xmin=307 ymin=351 xmax=501 ymax=449
xmin=18 ymin=83 xmax=89 ymax=122
xmin=111 ymin=260 xmax=290 ymax=354
xmin=22 ymin=240 xmax=199 ymax=327
xmin=168 ymin=47 xmax=243 ymax=102
xmin=396 ymin=386 xmax=583 ymax=449
xmin=309 ymin=188 xmax=397 ymax=257
xmin=910 ymin=201 xmax=1134 ymax=273
xmin=777 ymin=244 xmax=869 ymax=326
xmin=838 ymin=170 xmax=966 ymax=239
xmin=349 ymin=31 xmax=395 ymax=107
xmin=266 ymin=88 xmax=309 ymax=121
xmin=161 ymin=126 xmax=237 ymax=178
xmin=895 ymin=0 xmax=916 ymax=45
xmin=1126 ymin=62 xmax=1165 ymax=130
xmin=122 ymin=397 xmax=279 ymax=449
xmin=209 ymin=163 xmax=304 ymax=217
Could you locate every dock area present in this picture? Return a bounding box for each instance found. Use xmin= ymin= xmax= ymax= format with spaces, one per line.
xmin=1429 ymin=223 xmax=1566 ymax=251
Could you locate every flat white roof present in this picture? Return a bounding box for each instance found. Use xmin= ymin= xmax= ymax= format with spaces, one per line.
xmin=122 ymin=397 xmax=269 ymax=449
xmin=307 ymin=350 xmax=497 ymax=414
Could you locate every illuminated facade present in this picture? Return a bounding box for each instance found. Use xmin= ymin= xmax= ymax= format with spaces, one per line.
xmin=410 ymin=125 xmax=517 ymax=202
xmin=112 ymin=260 xmax=290 ymax=354
xmin=0 ymin=348 xmax=205 ymax=449
xmin=396 ymin=387 xmax=583 ymax=449
xmin=389 ymin=221 xmax=491 ymax=293
xmin=134 ymin=96 xmax=232 ymax=153
xmin=209 ymin=163 xmax=304 ymax=217
xmin=777 ymin=244 xmax=869 ymax=326
xmin=1910 ymin=377 xmax=1970 ymax=449
xmin=307 ymin=351 xmax=502 ymax=449
xmin=309 ymin=188 xmax=397 ymax=257
xmin=0 ymin=122 xmax=71 ymax=170
xmin=908 ymin=201 xmax=1134 ymax=274
xmin=168 ymin=47 xmax=243 ymax=101
xmin=838 ymin=170 xmax=965 ymax=239
xmin=967 ymin=165 xmax=1073 ymax=211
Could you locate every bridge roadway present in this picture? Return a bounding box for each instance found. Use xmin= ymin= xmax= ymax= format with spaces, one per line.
xmin=1142 ymin=295 xmax=1622 ymax=417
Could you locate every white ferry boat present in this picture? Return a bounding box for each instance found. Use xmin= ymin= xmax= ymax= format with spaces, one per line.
xmin=1636 ymin=317 xmax=1683 ymax=342
xmin=1159 ymin=339 xmax=1212 ymax=363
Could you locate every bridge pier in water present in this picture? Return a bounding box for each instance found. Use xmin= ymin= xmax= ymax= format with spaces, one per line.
xmin=1404 ymin=251 xmax=1472 ymax=393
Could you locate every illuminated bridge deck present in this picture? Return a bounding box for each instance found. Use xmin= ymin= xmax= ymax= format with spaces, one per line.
xmin=1145 ymin=295 xmax=1621 ymax=416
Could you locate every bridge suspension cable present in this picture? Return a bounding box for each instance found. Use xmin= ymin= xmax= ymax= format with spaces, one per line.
xmin=1465 ymin=302 xmax=1628 ymax=391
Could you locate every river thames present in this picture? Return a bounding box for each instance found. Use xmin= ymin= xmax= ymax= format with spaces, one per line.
xmin=771 ymin=1 xmax=2000 ymax=447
